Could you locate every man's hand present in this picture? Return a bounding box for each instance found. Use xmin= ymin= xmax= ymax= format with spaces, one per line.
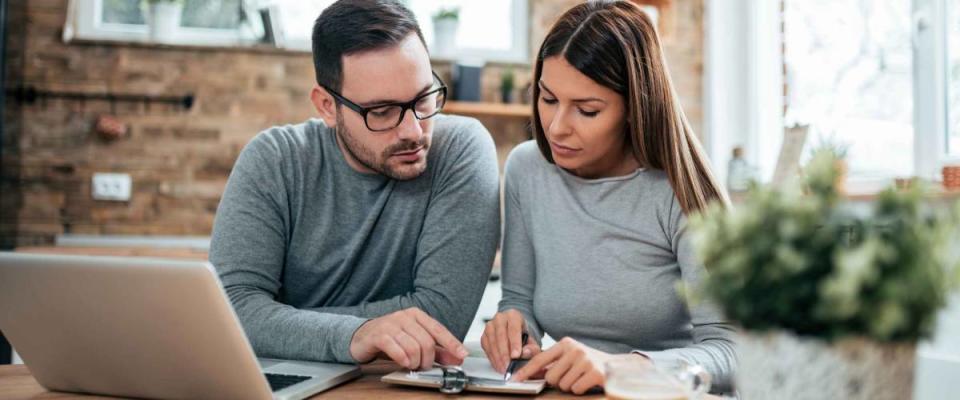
xmin=349 ymin=307 xmax=469 ymax=370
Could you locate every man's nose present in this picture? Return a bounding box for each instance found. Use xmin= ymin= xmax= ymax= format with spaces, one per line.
xmin=395 ymin=109 xmax=423 ymax=141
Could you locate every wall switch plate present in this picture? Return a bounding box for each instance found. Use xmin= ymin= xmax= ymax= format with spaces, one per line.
xmin=92 ymin=173 xmax=132 ymax=201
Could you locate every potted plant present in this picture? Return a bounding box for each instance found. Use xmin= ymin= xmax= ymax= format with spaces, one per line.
xmin=500 ymin=68 xmax=515 ymax=104
xmin=431 ymin=7 xmax=459 ymax=56
xmin=691 ymin=149 xmax=960 ymax=400
xmin=142 ymin=0 xmax=184 ymax=43
xmin=811 ymin=135 xmax=850 ymax=193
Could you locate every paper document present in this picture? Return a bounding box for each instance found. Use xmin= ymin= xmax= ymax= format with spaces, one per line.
xmin=381 ymin=357 xmax=546 ymax=395
xmin=415 ymin=357 xmax=512 ymax=381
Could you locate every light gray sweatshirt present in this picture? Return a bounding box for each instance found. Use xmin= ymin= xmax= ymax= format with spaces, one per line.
xmin=210 ymin=115 xmax=501 ymax=364
xmin=498 ymin=141 xmax=737 ymax=390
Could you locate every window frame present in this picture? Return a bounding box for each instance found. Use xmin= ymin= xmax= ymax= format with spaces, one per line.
xmin=66 ymin=0 xmax=258 ymax=47
xmin=65 ymin=0 xmax=531 ymax=65
xmin=913 ymin=0 xmax=951 ymax=180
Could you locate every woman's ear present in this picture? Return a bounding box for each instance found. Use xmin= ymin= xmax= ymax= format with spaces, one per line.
xmin=310 ymin=86 xmax=338 ymax=128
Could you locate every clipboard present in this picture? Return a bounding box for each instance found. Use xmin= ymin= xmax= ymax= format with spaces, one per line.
xmin=381 ymin=357 xmax=546 ymax=395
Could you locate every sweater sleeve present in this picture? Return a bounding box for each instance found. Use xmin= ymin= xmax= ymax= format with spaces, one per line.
xmin=636 ymin=197 xmax=738 ymax=392
xmin=210 ymin=132 xmax=367 ymax=364
xmin=496 ymin=150 xmax=545 ymax=344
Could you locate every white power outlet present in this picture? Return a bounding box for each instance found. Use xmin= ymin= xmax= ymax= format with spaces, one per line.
xmin=92 ymin=172 xmax=132 ymax=201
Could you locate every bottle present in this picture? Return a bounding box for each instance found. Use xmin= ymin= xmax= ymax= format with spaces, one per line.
xmin=727 ymin=146 xmax=752 ymax=192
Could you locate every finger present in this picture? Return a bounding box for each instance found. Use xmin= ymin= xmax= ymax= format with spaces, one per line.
xmin=507 ymin=314 xmax=524 ymax=359
xmin=544 ymin=351 xmax=577 ymax=386
xmin=481 ymin=324 xmax=497 ymax=369
xmin=480 ymin=328 xmax=490 ymax=357
xmin=485 ymin=319 xmax=505 ymax=372
xmin=529 ymin=366 xmax=548 ymax=380
xmin=571 ymin=370 xmax=604 ymax=395
xmin=557 ymin=359 xmax=589 ymax=392
xmin=411 ymin=309 xmax=467 ymax=358
xmin=511 ymin=345 xmax=562 ymax=382
xmin=401 ymin=320 xmax=437 ymax=370
xmin=522 ymin=338 xmax=541 ymax=359
xmin=436 ymin=346 xmax=465 ymax=366
xmin=394 ymin=331 xmax=421 ymax=370
xmin=494 ymin=318 xmax=511 ymax=372
xmin=375 ymin=334 xmax=410 ymax=369
xmin=481 ymin=323 xmax=490 ymax=348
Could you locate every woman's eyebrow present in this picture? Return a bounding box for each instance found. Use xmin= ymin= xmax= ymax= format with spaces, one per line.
xmin=538 ymin=80 xmax=608 ymax=104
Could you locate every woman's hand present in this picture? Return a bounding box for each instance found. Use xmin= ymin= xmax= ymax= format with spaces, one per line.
xmin=480 ymin=309 xmax=541 ymax=373
xmin=510 ymin=337 xmax=651 ymax=395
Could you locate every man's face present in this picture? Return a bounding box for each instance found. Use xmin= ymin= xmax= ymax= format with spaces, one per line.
xmin=323 ymin=34 xmax=437 ymax=180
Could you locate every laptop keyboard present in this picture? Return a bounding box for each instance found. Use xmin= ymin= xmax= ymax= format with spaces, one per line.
xmin=265 ymin=373 xmax=313 ymax=391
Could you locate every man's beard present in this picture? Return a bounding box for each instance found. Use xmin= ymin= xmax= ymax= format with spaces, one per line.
xmin=335 ymin=111 xmax=430 ymax=180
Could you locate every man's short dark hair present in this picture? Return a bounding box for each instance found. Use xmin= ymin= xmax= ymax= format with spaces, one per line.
xmin=312 ymin=0 xmax=427 ymax=92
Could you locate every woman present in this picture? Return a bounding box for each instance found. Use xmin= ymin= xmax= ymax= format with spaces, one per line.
xmin=480 ymin=0 xmax=736 ymax=395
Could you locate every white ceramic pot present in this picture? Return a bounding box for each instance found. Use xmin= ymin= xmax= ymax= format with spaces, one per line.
xmin=147 ymin=2 xmax=182 ymax=43
xmin=737 ymin=331 xmax=916 ymax=400
xmin=432 ymin=18 xmax=458 ymax=57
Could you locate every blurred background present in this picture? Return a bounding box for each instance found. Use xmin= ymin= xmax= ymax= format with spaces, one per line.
xmin=0 ymin=0 xmax=957 ymax=397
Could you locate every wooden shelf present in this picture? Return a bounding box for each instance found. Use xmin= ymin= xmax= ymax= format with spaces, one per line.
xmin=730 ymin=185 xmax=960 ymax=204
xmin=444 ymin=101 xmax=532 ymax=119
xmin=15 ymin=246 xmax=208 ymax=260
xmin=843 ymin=187 xmax=960 ymax=202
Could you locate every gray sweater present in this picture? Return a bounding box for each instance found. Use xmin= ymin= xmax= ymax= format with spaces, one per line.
xmin=210 ymin=115 xmax=501 ymax=364
xmin=498 ymin=141 xmax=736 ymax=389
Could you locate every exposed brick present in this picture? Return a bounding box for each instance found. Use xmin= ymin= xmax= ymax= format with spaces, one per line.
xmin=27 ymin=0 xmax=68 ymax=12
xmin=171 ymin=127 xmax=220 ymax=141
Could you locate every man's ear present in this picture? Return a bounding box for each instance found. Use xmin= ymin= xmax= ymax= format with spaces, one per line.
xmin=311 ymin=85 xmax=338 ymax=128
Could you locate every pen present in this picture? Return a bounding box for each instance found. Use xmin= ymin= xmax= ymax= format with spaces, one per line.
xmin=502 ymin=331 xmax=529 ymax=381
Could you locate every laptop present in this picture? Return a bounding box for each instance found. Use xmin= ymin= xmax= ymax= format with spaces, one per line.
xmin=0 ymin=252 xmax=361 ymax=400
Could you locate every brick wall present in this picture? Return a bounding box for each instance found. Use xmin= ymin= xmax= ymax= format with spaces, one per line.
xmin=0 ymin=0 xmax=704 ymax=248
xmin=2 ymin=1 xmax=322 ymax=247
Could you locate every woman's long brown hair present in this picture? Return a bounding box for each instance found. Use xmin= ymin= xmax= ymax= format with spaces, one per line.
xmin=532 ymin=0 xmax=729 ymax=213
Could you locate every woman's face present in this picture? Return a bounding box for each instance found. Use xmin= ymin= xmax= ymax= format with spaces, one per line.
xmin=537 ymin=56 xmax=636 ymax=179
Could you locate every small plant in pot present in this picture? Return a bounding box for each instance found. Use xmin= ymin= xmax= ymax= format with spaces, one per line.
xmin=500 ymin=68 xmax=515 ymax=104
xmin=811 ymin=135 xmax=850 ymax=193
xmin=691 ymin=148 xmax=960 ymax=400
xmin=431 ymin=6 xmax=459 ymax=56
xmin=142 ymin=0 xmax=184 ymax=43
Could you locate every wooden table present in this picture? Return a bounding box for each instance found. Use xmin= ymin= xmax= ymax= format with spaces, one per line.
xmin=0 ymin=362 xmax=601 ymax=399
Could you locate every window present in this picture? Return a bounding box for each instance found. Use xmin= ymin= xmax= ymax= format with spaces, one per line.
xmin=708 ymin=0 xmax=955 ymax=186
xmin=405 ymin=0 xmax=529 ymax=63
xmin=99 ymin=0 xmax=243 ymax=29
xmin=69 ymin=0 xmax=254 ymax=46
xmin=784 ymin=0 xmax=914 ymax=183
xmin=69 ymin=0 xmax=528 ymax=63
xmin=262 ymin=1 xmax=336 ymax=50
xmin=100 ymin=0 xmax=144 ymax=25
xmin=273 ymin=0 xmax=530 ymax=63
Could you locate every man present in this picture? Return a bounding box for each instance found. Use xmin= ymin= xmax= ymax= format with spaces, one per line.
xmin=209 ymin=0 xmax=500 ymax=370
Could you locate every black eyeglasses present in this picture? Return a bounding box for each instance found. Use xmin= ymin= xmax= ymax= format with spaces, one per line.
xmin=323 ymin=72 xmax=447 ymax=132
